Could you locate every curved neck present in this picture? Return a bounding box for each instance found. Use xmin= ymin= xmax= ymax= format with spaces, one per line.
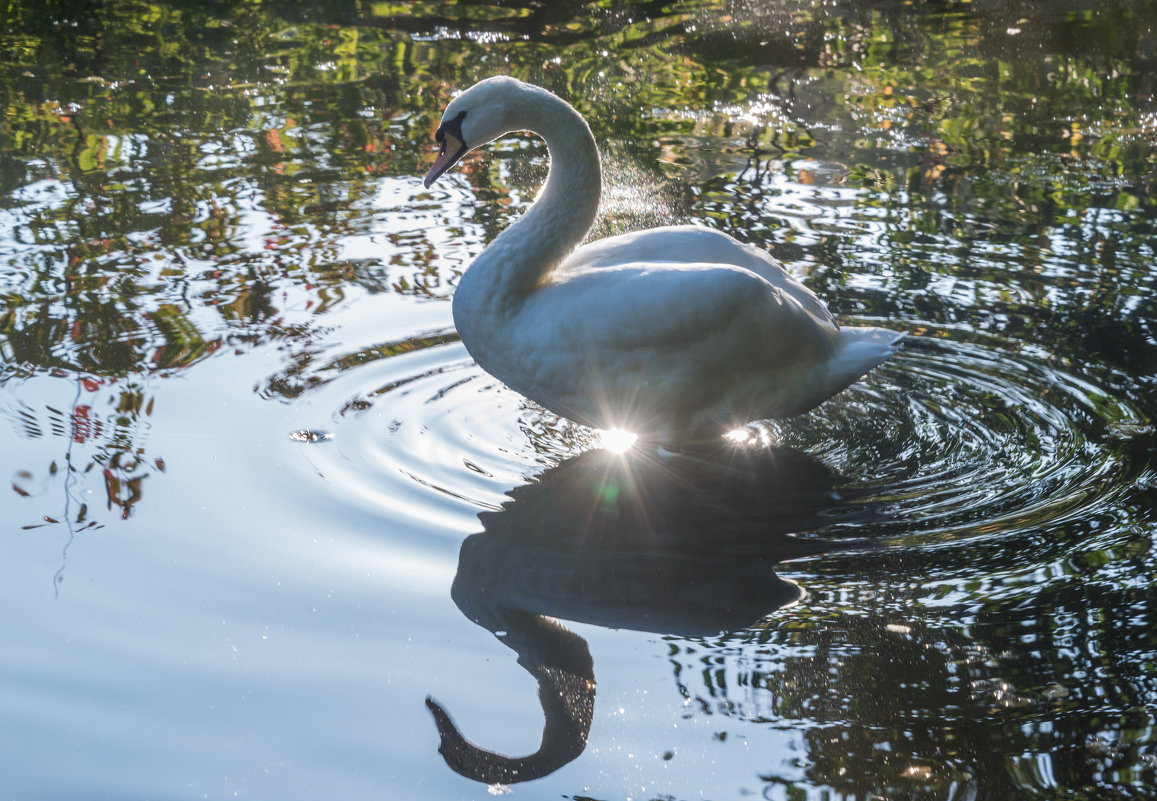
xmin=462 ymin=90 xmax=601 ymax=308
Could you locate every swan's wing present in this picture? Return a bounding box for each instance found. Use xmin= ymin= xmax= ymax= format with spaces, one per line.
xmin=563 ymin=224 xmax=835 ymax=327
xmin=568 ymin=225 xmax=763 ymax=270
xmin=524 ymin=262 xmax=838 ymax=376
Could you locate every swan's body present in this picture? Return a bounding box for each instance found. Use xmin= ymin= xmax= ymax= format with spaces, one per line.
xmin=424 ymin=77 xmax=903 ymax=444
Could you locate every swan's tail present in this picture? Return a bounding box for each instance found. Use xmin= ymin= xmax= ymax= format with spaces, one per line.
xmin=830 ymin=326 xmax=906 ymax=389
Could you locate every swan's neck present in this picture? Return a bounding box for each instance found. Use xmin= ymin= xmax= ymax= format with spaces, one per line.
xmin=458 ymin=91 xmax=601 ymax=314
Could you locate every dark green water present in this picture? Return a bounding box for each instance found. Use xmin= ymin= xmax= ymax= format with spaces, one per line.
xmin=2 ymin=1 xmax=1156 ymax=799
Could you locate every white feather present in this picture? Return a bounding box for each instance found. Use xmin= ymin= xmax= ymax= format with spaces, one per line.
xmin=427 ymin=77 xmax=904 ymax=444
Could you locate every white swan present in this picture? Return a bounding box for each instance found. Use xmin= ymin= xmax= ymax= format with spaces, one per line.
xmin=424 ymin=77 xmax=903 ymax=446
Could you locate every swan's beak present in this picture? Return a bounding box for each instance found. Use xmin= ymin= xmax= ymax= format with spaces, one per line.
xmin=423 ymin=129 xmax=467 ymax=188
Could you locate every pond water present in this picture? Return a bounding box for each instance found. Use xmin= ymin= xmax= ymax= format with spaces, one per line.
xmin=2 ymin=1 xmax=1157 ymax=799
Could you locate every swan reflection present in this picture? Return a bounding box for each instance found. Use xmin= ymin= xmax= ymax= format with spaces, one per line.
xmin=428 ymin=440 xmax=883 ymax=785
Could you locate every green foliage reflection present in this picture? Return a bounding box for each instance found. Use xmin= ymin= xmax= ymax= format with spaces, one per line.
xmin=0 ymin=0 xmax=1154 ymax=794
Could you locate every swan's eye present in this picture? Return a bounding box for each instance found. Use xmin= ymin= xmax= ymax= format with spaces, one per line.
xmin=433 ymin=110 xmax=465 ymax=157
xmin=443 ymin=110 xmax=467 ymax=147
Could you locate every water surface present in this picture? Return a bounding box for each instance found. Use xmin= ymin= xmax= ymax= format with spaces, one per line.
xmin=2 ymin=1 xmax=1156 ymax=799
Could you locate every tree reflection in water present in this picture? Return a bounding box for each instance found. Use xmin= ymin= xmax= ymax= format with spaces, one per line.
xmin=427 ymin=439 xmax=882 ymax=784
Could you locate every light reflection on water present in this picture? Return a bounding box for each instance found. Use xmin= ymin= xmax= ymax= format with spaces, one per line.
xmin=266 ymin=290 xmax=1149 ymax=794
xmin=2 ymin=1 xmax=1156 ymax=799
xmin=292 ymin=315 xmax=1147 ymax=555
xmin=3 ymin=168 xmax=1153 ymax=798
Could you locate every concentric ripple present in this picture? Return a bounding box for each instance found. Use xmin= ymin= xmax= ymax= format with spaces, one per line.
xmin=292 ymin=327 xmax=1149 ymax=550
xmin=292 ymin=335 xmax=601 ymax=535
xmin=769 ymin=330 xmax=1150 ymax=545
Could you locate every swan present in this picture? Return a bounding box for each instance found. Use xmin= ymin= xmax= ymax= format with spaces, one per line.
xmin=423 ymin=77 xmax=903 ymax=446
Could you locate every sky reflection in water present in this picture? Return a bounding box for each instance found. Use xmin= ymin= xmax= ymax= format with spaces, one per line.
xmin=1 ymin=1 xmax=1156 ymax=799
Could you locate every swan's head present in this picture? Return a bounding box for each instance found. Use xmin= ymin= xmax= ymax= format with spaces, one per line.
xmin=423 ymin=76 xmax=541 ymax=189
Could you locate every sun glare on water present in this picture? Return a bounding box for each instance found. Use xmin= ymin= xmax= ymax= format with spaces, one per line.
xmin=725 ymin=425 xmax=776 ymax=447
xmin=597 ymin=428 xmax=638 ymax=453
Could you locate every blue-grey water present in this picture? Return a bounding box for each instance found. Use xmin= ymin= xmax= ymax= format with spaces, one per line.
xmin=2 ymin=2 xmax=1156 ymax=799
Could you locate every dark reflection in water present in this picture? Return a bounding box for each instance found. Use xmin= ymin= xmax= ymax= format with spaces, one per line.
xmin=427 ymin=442 xmax=878 ymax=784
xmin=426 ymin=608 xmax=594 ymax=785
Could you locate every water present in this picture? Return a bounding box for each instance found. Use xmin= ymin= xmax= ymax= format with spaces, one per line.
xmin=2 ymin=1 xmax=1156 ymax=799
